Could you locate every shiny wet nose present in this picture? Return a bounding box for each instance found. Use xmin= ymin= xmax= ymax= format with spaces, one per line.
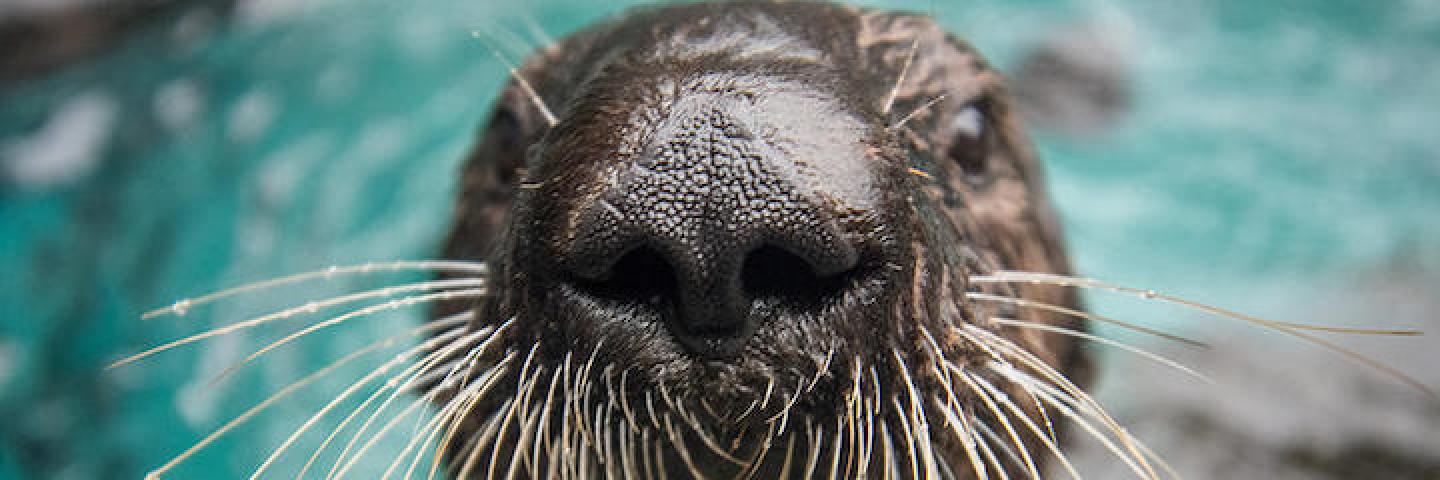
xmin=571 ymin=223 xmax=859 ymax=360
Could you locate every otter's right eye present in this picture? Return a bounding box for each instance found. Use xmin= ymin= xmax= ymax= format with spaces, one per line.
xmin=946 ymin=103 xmax=993 ymax=186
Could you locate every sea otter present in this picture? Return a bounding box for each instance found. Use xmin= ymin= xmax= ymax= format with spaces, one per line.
xmin=432 ymin=2 xmax=1087 ymax=478
xmin=118 ymin=2 xmax=1432 ymax=479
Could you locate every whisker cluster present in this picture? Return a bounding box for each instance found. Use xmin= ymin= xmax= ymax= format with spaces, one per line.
xmin=115 ymin=260 xmax=1427 ymax=479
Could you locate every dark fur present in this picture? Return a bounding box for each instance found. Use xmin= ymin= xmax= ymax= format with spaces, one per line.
xmin=437 ymin=2 xmax=1087 ymax=477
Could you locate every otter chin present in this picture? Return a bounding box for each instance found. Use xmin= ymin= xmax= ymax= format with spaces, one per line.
xmin=434 ymin=2 xmax=1088 ymax=478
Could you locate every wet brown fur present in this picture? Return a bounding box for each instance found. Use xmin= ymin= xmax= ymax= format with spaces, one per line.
xmin=436 ymin=2 xmax=1089 ymax=477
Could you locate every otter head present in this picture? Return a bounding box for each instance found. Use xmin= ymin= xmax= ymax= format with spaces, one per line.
xmin=440 ymin=2 xmax=1086 ymax=478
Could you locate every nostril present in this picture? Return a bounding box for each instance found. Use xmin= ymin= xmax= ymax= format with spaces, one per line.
xmin=742 ymin=245 xmax=860 ymax=306
xmin=568 ymin=246 xmax=678 ymax=310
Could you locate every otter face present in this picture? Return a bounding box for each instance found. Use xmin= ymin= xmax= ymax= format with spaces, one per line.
xmin=439 ymin=2 xmax=1087 ymax=477
xmin=515 ymin=69 xmax=913 ymax=410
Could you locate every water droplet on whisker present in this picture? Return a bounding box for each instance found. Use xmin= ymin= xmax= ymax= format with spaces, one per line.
xmin=171 ymin=299 xmax=193 ymax=316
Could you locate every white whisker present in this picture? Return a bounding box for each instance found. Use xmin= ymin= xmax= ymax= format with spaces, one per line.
xmin=248 ymin=313 xmax=474 ymax=479
xmin=888 ymin=94 xmax=948 ymax=131
xmin=990 ymin=317 xmax=1212 ymax=384
xmin=209 ymin=288 xmax=487 ymax=386
xmin=146 ymin=334 xmax=399 ymax=479
xmin=962 ymin=369 xmax=1083 ymax=479
xmin=142 ymin=260 xmax=488 ymax=320
xmin=996 ymin=365 xmax=1161 ymax=480
xmin=932 ymin=397 xmax=990 ymax=480
xmin=973 ymin=271 xmax=1437 ymax=399
xmin=469 ymin=30 xmax=558 ymax=128
xmin=958 ymin=373 xmax=1039 ymax=479
xmin=967 ymin=292 xmax=1207 ymax=348
xmin=321 ymin=323 xmax=507 ymax=480
xmin=965 ymin=325 xmax=1162 ymax=478
xmin=881 ymin=38 xmax=919 ymax=115
xmin=972 ymin=271 xmax=1420 ymax=336
xmin=113 ymin=278 xmax=484 ymax=369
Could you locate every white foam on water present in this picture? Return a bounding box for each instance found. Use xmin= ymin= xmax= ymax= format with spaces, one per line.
xmin=153 ymin=79 xmax=206 ymax=132
xmin=226 ymin=90 xmax=279 ymax=143
xmin=1 ymin=91 xmax=118 ymax=191
xmin=314 ymin=64 xmax=360 ymax=103
xmin=256 ymin=133 xmax=334 ymax=208
xmin=176 ymin=333 xmax=244 ymax=428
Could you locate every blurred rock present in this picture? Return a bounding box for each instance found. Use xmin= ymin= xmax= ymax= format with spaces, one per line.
xmin=1011 ymin=23 xmax=1132 ymax=138
xmin=0 ymin=0 xmax=234 ymax=86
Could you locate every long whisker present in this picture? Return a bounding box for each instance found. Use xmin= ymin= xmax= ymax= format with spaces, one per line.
xmin=111 ymin=278 xmax=484 ymax=369
xmin=970 ymin=419 xmax=1028 ymax=478
xmin=961 ymin=369 xmax=1084 ymax=480
xmin=391 ymin=330 xmax=514 ymax=480
xmin=142 ymin=260 xmax=488 ymax=319
xmin=960 ymin=325 xmax=1161 ymax=479
xmin=296 ymin=319 xmax=508 ymax=480
xmin=824 ymin=415 xmax=844 ymax=480
xmin=967 ymin=292 xmax=1207 ymax=348
xmin=995 ymin=364 xmax=1168 ymax=480
xmin=320 ymin=322 xmax=510 ymax=480
xmin=971 ymin=271 xmax=1421 ymax=336
xmin=247 ymin=313 xmax=475 ymax=479
xmin=145 ymin=332 xmax=404 ymax=479
xmin=663 ymin=413 xmax=711 ymax=480
xmin=881 ymin=38 xmax=919 ymax=115
xmin=430 ymin=351 xmax=519 ymax=480
xmin=956 ymin=373 xmax=1039 ymax=479
xmin=890 ymin=349 xmax=938 ymax=477
xmin=484 ymin=345 xmax=541 ymax=480
xmin=527 ymin=362 xmax=566 ymax=478
xmin=331 ymin=390 xmax=431 ymax=479
xmin=888 ymin=94 xmax=947 ymax=131
xmin=990 ymin=317 xmax=1213 ymax=384
xmin=878 ymin=422 xmax=901 ymax=479
xmin=777 ymin=430 xmax=798 ymax=479
xmin=966 ymin=415 xmax=1011 ymax=480
xmin=208 ymin=288 xmax=487 ymax=386
xmin=382 ymin=388 xmax=462 ymax=480
xmin=972 ymin=271 xmax=1437 ymax=399
xmin=469 ymin=31 xmax=558 ymax=127
xmin=931 ymin=397 xmax=989 ymax=480
xmin=454 ymin=396 xmax=510 ymax=479
xmin=888 ymin=396 xmax=922 ymax=480
xmin=801 ymin=421 xmax=823 ymax=479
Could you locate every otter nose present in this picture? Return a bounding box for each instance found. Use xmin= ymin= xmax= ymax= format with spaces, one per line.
xmin=571 ymin=227 xmax=858 ymax=360
xmin=667 ymin=232 xmax=857 ymax=359
xmin=561 ymin=109 xmax=861 ymax=359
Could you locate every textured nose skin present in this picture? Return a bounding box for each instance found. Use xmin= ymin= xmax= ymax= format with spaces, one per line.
xmin=567 ymin=107 xmax=858 ymax=359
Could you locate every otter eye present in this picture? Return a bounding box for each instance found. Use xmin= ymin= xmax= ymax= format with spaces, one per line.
xmin=946 ymin=103 xmax=992 ymax=186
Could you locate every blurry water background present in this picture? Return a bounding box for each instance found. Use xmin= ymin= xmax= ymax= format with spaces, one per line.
xmin=1 ymin=0 xmax=1437 ymax=478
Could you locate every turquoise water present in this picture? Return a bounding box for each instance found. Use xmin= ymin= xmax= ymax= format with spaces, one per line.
xmin=1 ymin=0 xmax=1437 ymax=478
